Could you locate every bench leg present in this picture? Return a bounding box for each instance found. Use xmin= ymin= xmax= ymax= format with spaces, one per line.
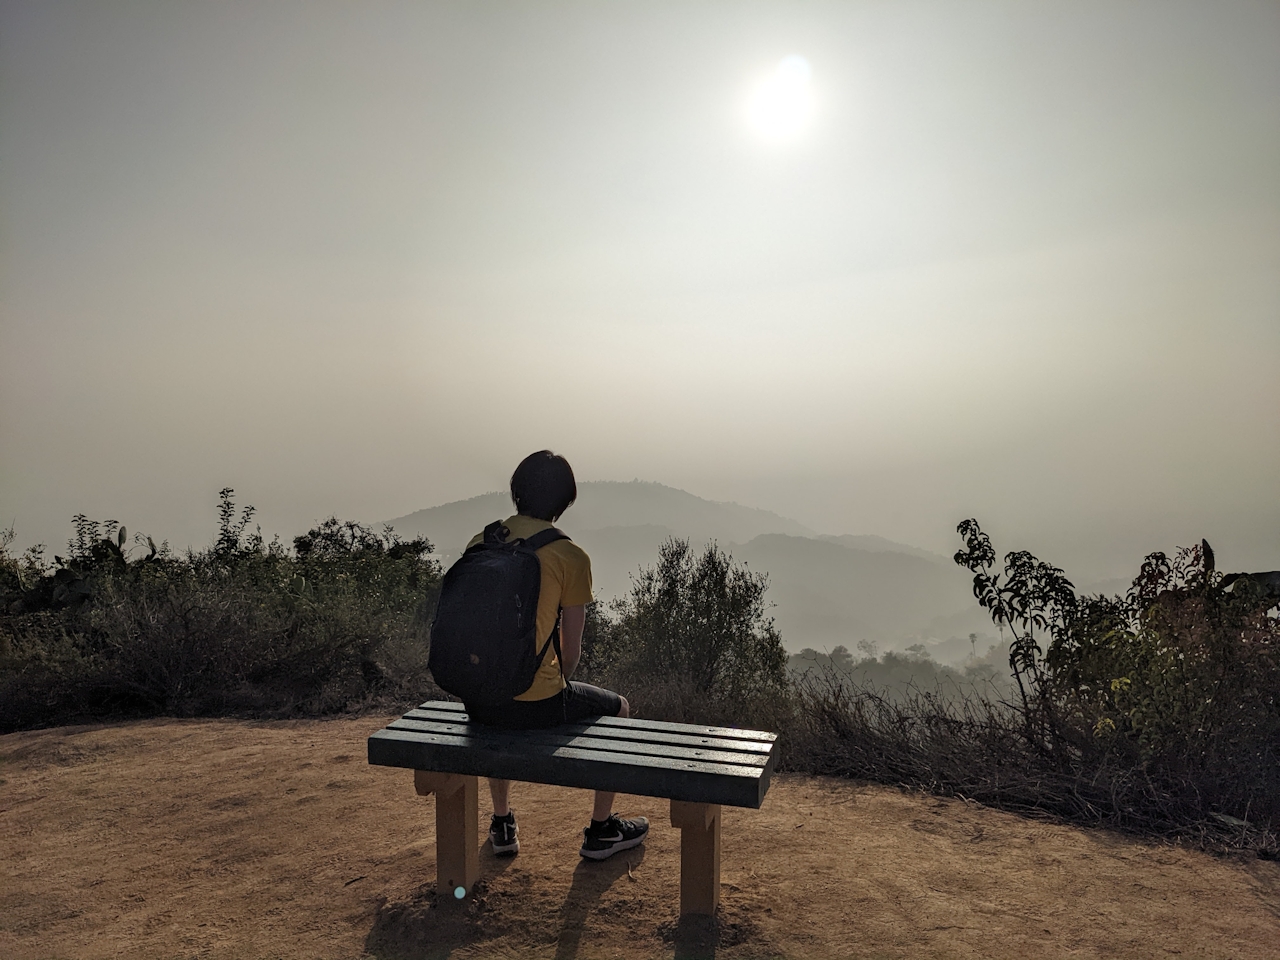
xmin=414 ymin=771 xmax=479 ymax=897
xmin=670 ymin=801 xmax=721 ymax=915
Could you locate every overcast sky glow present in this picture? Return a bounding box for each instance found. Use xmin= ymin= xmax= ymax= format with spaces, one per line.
xmin=1 ymin=0 xmax=1278 ymax=580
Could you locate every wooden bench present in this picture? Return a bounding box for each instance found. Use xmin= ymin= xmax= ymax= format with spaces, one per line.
xmin=367 ymin=700 xmax=779 ymax=915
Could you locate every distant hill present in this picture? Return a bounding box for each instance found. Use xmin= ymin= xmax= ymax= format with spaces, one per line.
xmin=818 ymin=534 xmax=950 ymax=564
xmin=384 ymin=481 xmax=992 ymax=661
xmin=385 ymin=480 xmax=813 ymax=561
xmin=730 ymin=534 xmax=978 ymax=652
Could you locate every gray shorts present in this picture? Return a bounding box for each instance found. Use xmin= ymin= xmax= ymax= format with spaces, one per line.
xmin=467 ymin=681 xmax=623 ymax=730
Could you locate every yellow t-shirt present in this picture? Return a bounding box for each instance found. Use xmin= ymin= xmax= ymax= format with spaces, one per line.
xmin=464 ymin=514 xmax=593 ymax=701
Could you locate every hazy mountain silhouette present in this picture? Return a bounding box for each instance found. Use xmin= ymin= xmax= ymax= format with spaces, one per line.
xmin=731 ymin=534 xmax=979 ymax=653
xmin=817 ymin=534 xmax=950 ymax=564
xmin=384 ymin=480 xmax=989 ymax=660
xmin=387 ymin=480 xmax=814 ymax=559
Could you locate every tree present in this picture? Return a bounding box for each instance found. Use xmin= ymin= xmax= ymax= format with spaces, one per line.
xmin=600 ymin=538 xmax=788 ymax=703
xmin=954 ymin=518 xmax=1076 ymax=745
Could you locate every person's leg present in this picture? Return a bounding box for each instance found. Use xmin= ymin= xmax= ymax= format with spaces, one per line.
xmin=467 ymin=701 xmax=532 ymax=820
xmin=579 ymin=688 xmax=647 ymax=859
xmin=470 ymin=704 xmax=520 ymax=855
xmin=491 ymin=682 xmax=646 ymax=860
xmin=469 ymin=697 xmax=563 ymax=858
xmin=590 ymin=695 xmax=629 ymax=820
xmin=487 ymin=778 xmax=519 ymax=855
xmin=490 ymin=778 xmax=511 ymax=817
xmin=559 ymin=684 xmax=628 ymax=820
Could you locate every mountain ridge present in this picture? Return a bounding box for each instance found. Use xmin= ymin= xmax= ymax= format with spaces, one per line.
xmin=385 ymin=480 xmax=817 ymax=556
xmin=383 ymin=480 xmax=988 ymax=660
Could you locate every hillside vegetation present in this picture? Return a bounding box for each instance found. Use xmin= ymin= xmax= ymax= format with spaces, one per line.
xmin=1 ymin=495 xmax=1276 ymax=854
xmin=0 ymin=491 xmax=441 ymax=728
xmin=787 ymin=641 xmax=1012 ymax=702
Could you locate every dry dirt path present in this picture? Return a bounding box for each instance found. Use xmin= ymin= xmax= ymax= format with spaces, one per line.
xmin=1 ymin=718 xmax=1276 ymax=960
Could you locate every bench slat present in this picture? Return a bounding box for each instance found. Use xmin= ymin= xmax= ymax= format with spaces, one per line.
xmin=368 ymin=727 xmax=772 ymax=807
xmin=416 ymin=700 xmax=777 ymax=743
xmin=401 ymin=708 xmax=775 ymax=755
xmin=373 ymin=727 xmax=768 ymax=783
xmin=386 ymin=717 xmax=770 ymax=769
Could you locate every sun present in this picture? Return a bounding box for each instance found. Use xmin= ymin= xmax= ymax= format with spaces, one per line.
xmin=744 ymin=55 xmax=815 ymax=142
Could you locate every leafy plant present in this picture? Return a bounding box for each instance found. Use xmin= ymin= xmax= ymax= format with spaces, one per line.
xmin=953 ymin=520 xmax=1280 ymax=831
xmin=953 ymin=520 xmax=1076 ymax=723
xmin=0 ymin=492 xmax=442 ymax=730
xmin=587 ymin=538 xmax=789 ymax=725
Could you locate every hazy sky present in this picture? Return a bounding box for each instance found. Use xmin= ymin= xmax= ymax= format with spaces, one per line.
xmin=2 ymin=0 xmax=1278 ymax=581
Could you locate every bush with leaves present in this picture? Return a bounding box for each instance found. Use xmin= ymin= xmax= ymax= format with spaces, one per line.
xmin=585 ymin=538 xmax=790 ymax=727
xmin=953 ymin=518 xmax=1077 ymax=746
xmin=0 ymin=491 xmax=442 ymax=731
xmin=1051 ymin=543 xmax=1279 ymax=804
xmin=952 ymin=519 xmax=1279 ymax=831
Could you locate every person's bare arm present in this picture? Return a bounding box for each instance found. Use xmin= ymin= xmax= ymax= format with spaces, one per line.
xmin=559 ymin=604 xmax=586 ymax=679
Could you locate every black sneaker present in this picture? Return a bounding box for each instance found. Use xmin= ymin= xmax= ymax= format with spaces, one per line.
xmin=579 ymin=813 xmax=649 ymax=861
xmin=489 ymin=812 xmax=519 ymax=856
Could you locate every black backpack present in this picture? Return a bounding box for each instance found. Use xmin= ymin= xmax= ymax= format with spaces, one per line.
xmin=428 ymin=520 xmax=569 ymax=707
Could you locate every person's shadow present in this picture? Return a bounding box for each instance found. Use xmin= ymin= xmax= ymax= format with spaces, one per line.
xmin=553 ymin=847 xmax=646 ymax=960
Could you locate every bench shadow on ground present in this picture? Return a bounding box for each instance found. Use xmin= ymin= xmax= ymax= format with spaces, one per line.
xmin=659 ymin=911 xmax=751 ymax=960
xmin=363 ymin=840 xmax=518 ymax=960
xmin=364 ymin=843 xmax=652 ymax=960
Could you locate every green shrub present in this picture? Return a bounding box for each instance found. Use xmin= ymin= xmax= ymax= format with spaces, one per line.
xmin=584 ymin=537 xmax=791 ymax=729
xmin=953 ymin=520 xmax=1280 ymax=831
xmin=0 ymin=491 xmax=442 ymax=730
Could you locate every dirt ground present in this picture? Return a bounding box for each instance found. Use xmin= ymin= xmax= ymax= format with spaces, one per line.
xmin=1 ymin=718 xmax=1277 ymax=960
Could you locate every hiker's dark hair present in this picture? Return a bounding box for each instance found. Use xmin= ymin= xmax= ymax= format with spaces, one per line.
xmin=511 ymin=451 xmax=577 ymax=522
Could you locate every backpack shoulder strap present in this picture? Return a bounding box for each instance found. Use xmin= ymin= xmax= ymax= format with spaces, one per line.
xmin=522 ymin=526 xmax=569 ymax=552
xmin=527 ymin=528 xmax=571 ymax=685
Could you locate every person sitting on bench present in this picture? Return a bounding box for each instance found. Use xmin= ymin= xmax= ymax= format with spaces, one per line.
xmin=463 ymin=450 xmax=650 ymax=861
